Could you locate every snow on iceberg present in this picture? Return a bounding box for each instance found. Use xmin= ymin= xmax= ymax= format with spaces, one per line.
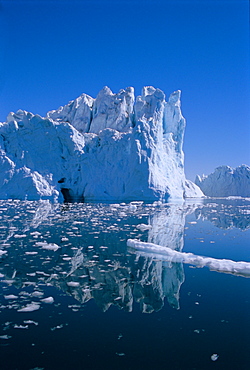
xmin=127 ymin=239 xmax=250 ymax=278
xmin=195 ymin=165 xmax=250 ymax=197
xmin=0 ymin=86 xmax=203 ymax=202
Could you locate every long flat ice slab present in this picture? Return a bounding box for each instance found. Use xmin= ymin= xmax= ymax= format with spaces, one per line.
xmin=127 ymin=239 xmax=250 ymax=278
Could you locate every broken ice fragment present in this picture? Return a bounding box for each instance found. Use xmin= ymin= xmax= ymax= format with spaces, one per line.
xmin=67 ymin=281 xmax=80 ymax=287
xmin=35 ymin=242 xmax=60 ymax=251
xmin=136 ymin=224 xmax=152 ymax=231
xmin=4 ymin=295 xmax=18 ymax=300
xmin=0 ymin=335 xmax=12 ymax=340
xmin=14 ymin=324 xmax=29 ymax=329
xmin=51 ymin=324 xmax=64 ymax=331
xmin=41 ymin=296 xmax=54 ymax=304
xmin=23 ymin=320 xmax=38 ymax=326
xmin=17 ymin=303 xmax=40 ymax=312
xmin=211 ymin=354 xmax=219 ymax=361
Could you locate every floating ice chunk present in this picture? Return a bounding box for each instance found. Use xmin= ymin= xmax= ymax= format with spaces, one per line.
xmin=51 ymin=324 xmax=64 ymax=331
xmin=136 ymin=224 xmax=152 ymax=231
xmin=14 ymin=324 xmax=29 ymax=329
xmin=41 ymin=296 xmax=54 ymax=304
xmin=127 ymin=239 xmax=250 ymax=278
xmin=0 ymin=335 xmax=12 ymax=339
xmin=35 ymin=242 xmax=60 ymax=251
xmin=4 ymin=295 xmax=18 ymax=300
xmin=17 ymin=303 xmax=40 ymax=312
xmin=31 ymin=291 xmax=44 ymax=297
xmin=30 ymin=231 xmax=41 ymax=236
xmin=211 ymin=354 xmax=219 ymax=361
xmin=61 ymin=237 xmax=69 ymax=242
xmin=0 ymin=250 xmax=7 ymax=256
xmin=23 ymin=320 xmax=38 ymax=325
xmin=116 ymin=352 xmax=125 ymax=356
xmin=0 ymin=273 xmax=4 ymax=277
xmin=67 ymin=281 xmax=80 ymax=287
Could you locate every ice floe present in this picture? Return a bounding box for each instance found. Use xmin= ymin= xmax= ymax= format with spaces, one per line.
xmin=41 ymin=296 xmax=54 ymax=304
xmin=127 ymin=239 xmax=250 ymax=277
xmin=17 ymin=303 xmax=40 ymax=312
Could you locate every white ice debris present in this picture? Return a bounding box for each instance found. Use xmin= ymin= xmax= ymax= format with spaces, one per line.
xmin=136 ymin=223 xmax=152 ymax=231
xmin=35 ymin=242 xmax=60 ymax=251
xmin=67 ymin=281 xmax=80 ymax=287
xmin=211 ymin=354 xmax=219 ymax=361
xmin=41 ymin=296 xmax=54 ymax=304
xmin=0 ymin=86 xmax=203 ymax=202
xmin=14 ymin=324 xmax=29 ymax=329
xmin=51 ymin=324 xmax=64 ymax=331
xmin=127 ymin=239 xmax=250 ymax=277
xmin=0 ymin=335 xmax=12 ymax=339
xmin=17 ymin=303 xmax=40 ymax=312
xmin=195 ymin=165 xmax=250 ymax=197
xmin=4 ymin=295 xmax=18 ymax=300
xmin=23 ymin=320 xmax=39 ymax=325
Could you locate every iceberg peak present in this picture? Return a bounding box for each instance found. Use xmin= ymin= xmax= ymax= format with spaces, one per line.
xmin=168 ymin=90 xmax=181 ymax=105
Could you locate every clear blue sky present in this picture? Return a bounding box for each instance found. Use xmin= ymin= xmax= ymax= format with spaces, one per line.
xmin=0 ymin=0 xmax=249 ymax=181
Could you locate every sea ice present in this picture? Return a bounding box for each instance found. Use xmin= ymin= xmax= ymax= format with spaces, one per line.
xmin=4 ymin=295 xmax=18 ymax=300
xmin=211 ymin=354 xmax=219 ymax=361
xmin=0 ymin=335 xmax=12 ymax=340
xmin=127 ymin=239 xmax=250 ymax=277
xmin=17 ymin=303 xmax=40 ymax=312
xmin=41 ymin=296 xmax=54 ymax=304
xmin=14 ymin=324 xmax=29 ymax=329
xmin=23 ymin=320 xmax=39 ymax=325
xmin=35 ymin=242 xmax=60 ymax=251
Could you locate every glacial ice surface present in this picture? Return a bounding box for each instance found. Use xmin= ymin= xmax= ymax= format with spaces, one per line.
xmin=0 ymin=86 xmax=203 ymax=202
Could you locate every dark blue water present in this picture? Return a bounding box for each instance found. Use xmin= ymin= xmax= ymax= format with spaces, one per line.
xmin=0 ymin=199 xmax=249 ymax=369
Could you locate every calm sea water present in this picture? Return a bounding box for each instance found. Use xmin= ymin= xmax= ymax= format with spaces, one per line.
xmin=0 ymin=198 xmax=249 ymax=370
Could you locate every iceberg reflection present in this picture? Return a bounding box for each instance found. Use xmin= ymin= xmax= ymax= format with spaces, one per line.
xmin=0 ymin=199 xmax=249 ymax=314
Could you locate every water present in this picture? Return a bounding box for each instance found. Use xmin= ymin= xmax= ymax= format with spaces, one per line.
xmin=0 ymin=198 xmax=249 ymax=370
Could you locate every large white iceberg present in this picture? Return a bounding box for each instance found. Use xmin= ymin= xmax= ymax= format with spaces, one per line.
xmin=0 ymin=86 xmax=203 ymax=202
xmin=195 ymin=165 xmax=250 ymax=197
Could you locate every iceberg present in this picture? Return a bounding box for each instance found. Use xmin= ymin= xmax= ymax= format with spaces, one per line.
xmin=0 ymin=86 xmax=203 ymax=202
xmin=195 ymin=165 xmax=250 ymax=197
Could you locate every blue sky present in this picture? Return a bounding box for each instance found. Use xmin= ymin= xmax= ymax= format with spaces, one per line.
xmin=0 ymin=0 xmax=249 ymax=180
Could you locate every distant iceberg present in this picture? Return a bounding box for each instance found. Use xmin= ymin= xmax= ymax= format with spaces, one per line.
xmin=195 ymin=165 xmax=250 ymax=197
xmin=0 ymin=86 xmax=203 ymax=202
